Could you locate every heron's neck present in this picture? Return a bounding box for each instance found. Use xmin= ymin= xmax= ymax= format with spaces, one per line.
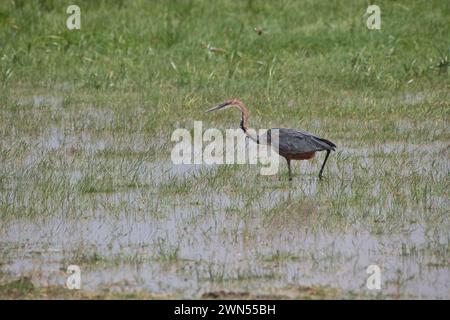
xmin=244 ymin=128 xmax=259 ymax=144
xmin=236 ymin=101 xmax=259 ymax=144
xmin=235 ymin=100 xmax=249 ymax=130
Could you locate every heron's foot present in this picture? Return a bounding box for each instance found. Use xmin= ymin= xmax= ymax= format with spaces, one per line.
xmin=318 ymin=174 xmax=328 ymax=181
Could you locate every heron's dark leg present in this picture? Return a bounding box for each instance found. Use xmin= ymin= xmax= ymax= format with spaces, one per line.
xmin=318 ymin=150 xmax=330 ymax=180
xmin=286 ymin=158 xmax=292 ymax=181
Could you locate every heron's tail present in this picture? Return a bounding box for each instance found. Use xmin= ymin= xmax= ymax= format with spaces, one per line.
xmin=318 ymin=137 xmax=336 ymax=151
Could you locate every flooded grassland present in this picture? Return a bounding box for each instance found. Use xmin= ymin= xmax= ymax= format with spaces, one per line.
xmin=0 ymin=0 xmax=449 ymax=299
xmin=0 ymin=92 xmax=449 ymax=299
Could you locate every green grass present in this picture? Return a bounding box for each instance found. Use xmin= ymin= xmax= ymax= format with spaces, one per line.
xmin=0 ymin=0 xmax=449 ymax=299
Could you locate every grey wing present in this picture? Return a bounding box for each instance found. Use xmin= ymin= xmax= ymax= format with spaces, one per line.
xmin=272 ymin=128 xmax=336 ymax=155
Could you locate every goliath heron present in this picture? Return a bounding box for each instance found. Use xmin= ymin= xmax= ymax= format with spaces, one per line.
xmin=206 ymin=98 xmax=336 ymax=181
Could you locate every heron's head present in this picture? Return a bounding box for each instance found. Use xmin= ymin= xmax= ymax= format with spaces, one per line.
xmin=205 ymin=98 xmax=243 ymax=113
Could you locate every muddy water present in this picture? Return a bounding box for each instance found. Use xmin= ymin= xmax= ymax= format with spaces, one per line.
xmin=0 ymin=125 xmax=449 ymax=298
xmin=1 ymin=207 xmax=449 ymax=298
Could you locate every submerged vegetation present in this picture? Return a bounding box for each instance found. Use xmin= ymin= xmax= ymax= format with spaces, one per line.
xmin=0 ymin=0 xmax=449 ymax=299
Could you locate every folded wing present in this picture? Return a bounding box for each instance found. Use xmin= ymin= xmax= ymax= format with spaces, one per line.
xmin=269 ymin=128 xmax=336 ymax=155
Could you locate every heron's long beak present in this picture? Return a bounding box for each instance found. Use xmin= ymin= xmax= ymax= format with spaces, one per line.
xmin=205 ymin=102 xmax=230 ymax=113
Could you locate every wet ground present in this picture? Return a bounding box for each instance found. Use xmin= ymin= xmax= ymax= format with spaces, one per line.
xmin=1 ymin=111 xmax=449 ymax=298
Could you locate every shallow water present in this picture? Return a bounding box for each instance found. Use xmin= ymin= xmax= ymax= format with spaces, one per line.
xmin=0 ymin=120 xmax=449 ymax=298
xmin=1 ymin=206 xmax=449 ymax=298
